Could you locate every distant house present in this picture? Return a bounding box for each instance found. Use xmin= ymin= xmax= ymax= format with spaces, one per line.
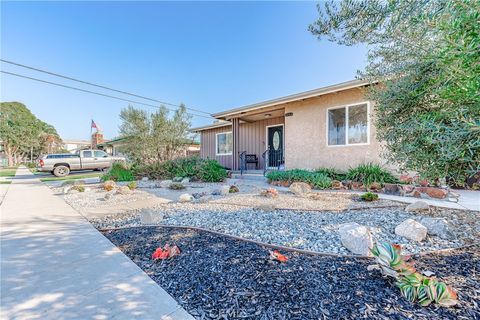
xmin=191 ymin=79 xmax=382 ymax=171
xmin=62 ymin=140 xmax=91 ymax=153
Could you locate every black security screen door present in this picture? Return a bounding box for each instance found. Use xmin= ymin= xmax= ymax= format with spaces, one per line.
xmin=267 ymin=125 xmax=284 ymax=168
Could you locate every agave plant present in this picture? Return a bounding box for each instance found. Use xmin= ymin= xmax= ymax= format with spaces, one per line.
xmin=370 ymin=242 xmax=458 ymax=307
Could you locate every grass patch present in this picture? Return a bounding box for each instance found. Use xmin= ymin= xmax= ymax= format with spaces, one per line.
xmin=39 ymin=172 xmax=102 ymax=182
xmin=0 ymin=170 xmax=16 ymax=177
xmin=0 ymin=181 xmax=12 ymax=184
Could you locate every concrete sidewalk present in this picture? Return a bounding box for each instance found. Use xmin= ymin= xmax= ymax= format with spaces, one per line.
xmin=0 ymin=167 xmax=194 ymax=320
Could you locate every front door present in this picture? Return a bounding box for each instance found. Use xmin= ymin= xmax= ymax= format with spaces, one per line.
xmin=267 ymin=125 xmax=284 ymax=168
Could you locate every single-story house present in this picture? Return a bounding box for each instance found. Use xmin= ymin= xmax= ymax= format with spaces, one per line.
xmin=191 ymin=79 xmax=384 ymax=171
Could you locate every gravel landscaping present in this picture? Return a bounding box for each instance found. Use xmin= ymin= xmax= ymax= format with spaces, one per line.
xmin=92 ymin=201 xmax=479 ymax=255
xmin=103 ymin=226 xmax=480 ymax=320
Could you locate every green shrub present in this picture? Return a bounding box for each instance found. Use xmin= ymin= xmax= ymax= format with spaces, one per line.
xmin=346 ymin=163 xmax=398 ymax=187
xmin=102 ymin=162 xmax=134 ymax=182
xmin=266 ymin=169 xmax=332 ymax=189
xmin=127 ymin=181 xmax=137 ymax=190
xmin=197 ymin=159 xmax=228 ymax=182
xmin=360 ymin=192 xmax=379 ymax=201
xmin=133 ymin=157 xmax=227 ymax=183
xmin=315 ymin=167 xmax=346 ymax=180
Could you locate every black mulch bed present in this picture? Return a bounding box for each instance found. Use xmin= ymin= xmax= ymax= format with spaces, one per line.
xmin=103 ymin=227 xmax=480 ymax=320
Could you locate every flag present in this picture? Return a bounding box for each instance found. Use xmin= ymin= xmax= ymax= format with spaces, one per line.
xmin=91 ymin=120 xmax=98 ymax=129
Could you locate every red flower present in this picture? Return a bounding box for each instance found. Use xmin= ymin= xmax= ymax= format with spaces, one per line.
xmin=152 ymin=244 xmax=181 ymax=260
xmin=270 ymin=250 xmax=288 ymax=263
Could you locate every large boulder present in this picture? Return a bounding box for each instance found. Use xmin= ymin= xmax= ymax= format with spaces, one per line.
xmin=140 ymin=210 xmax=164 ymax=224
xmin=178 ymin=193 xmax=193 ymax=203
xmin=405 ymin=201 xmax=430 ymax=213
xmin=419 ymin=217 xmax=454 ymax=239
xmin=338 ymin=223 xmax=373 ymax=256
xmin=289 ymin=182 xmax=312 ymax=195
xmin=395 ymin=219 xmax=427 ymax=241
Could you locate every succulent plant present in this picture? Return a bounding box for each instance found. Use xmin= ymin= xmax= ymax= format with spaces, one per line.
xmin=370 ymin=242 xmax=458 ymax=307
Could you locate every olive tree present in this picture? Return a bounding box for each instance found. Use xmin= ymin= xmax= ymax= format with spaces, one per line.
xmin=309 ymin=0 xmax=480 ymax=186
xmin=119 ymin=104 xmax=193 ymax=164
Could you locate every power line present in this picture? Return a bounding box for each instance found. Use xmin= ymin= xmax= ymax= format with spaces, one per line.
xmin=0 ymin=59 xmax=213 ymax=116
xmin=1 ymin=70 xmax=216 ymax=120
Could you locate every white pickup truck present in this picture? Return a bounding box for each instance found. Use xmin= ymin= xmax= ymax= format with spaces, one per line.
xmin=37 ymin=149 xmax=126 ymax=177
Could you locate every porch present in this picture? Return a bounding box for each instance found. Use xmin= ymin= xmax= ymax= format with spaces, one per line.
xmin=227 ymin=107 xmax=285 ymax=173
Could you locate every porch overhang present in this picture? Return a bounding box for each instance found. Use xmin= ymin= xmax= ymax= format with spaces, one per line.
xmin=212 ymin=79 xmax=374 ymax=121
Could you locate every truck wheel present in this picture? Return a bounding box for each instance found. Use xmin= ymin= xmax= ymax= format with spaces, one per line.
xmin=53 ymin=165 xmax=70 ymax=177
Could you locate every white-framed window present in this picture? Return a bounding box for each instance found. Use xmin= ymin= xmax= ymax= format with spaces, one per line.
xmin=327 ymin=102 xmax=370 ymax=146
xmin=215 ymin=132 xmax=233 ymax=155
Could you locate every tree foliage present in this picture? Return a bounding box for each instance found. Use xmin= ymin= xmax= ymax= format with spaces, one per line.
xmin=0 ymin=102 xmax=62 ymax=166
xmin=310 ymin=0 xmax=480 ymax=186
xmin=118 ymin=104 xmax=193 ymax=164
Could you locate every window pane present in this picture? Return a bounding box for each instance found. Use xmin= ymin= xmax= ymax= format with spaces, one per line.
xmin=348 ymin=104 xmax=368 ymax=144
xmin=328 ymin=108 xmax=346 ymax=145
xmin=83 ymin=151 xmax=92 ymax=157
xmin=95 ymin=151 xmax=107 ymax=157
xmin=217 ymin=132 xmax=232 ymax=154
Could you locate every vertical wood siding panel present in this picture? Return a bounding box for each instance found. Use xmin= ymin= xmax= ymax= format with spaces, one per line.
xmin=199 ymin=117 xmax=283 ymax=170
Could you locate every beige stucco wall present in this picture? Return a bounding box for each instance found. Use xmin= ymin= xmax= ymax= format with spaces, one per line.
xmin=284 ymin=87 xmax=384 ymax=171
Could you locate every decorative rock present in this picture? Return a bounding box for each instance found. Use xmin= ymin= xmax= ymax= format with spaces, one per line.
xmin=84 ymin=187 xmax=92 ymax=193
xmin=369 ymin=182 xmax=382 ymax=191
xmin=169 ymin=182 xmax=185 ymax=190
xmin=383 ymin=183 xmax=401 ymax=195
xmin=338 ymin=222 xmax=373 ymax=256
xmin=425 ymin=187 xmax=448 ymax=199
xmin=350 ymin=181 xmax=365 ymax=191
xmin=103 ymin=180 xmax=116 ymax=191
xmin=411 ymin=190 xmax=422 ymax=198
xmin=140 ymin=209 xmax=163 ymax=224
xmin=260 ymin=188 xmax=279 ymax=198
xmin=331 ymin=180 xmax=343 ymax=190
xmin=181 ymin=177 xmax=190 ymax=184
xmin=405 ymin=201 xmax=430 ymax=213
xmin=178 ymin=193 xmax=193 ymax=203
xmin=395 ymin=219 xmax=427 ymax=242
xmin=420 ymin=217 xmax=454 ymax=239
xmin=116 ymin=186 xmax=132 ymax=195
xmin=341 ymin=180 xmax=352 ymax=188
xmin=211 ymin=189 xmax=222 ymax=196
xmin=289 ymin=182 xmax=312 ymax=195
xmin=173 ymin=177 xmax=183 ymax=182
xmin=220 ymin=185 xmax=231 ymax=196
xmin=401 ymin=185 xmax=415 ymax=194
xmin=104 ymin=192 xmax=113 ymax=200
xmin=141 ymin=177 xmax=149 ymax=181
xmin=159 ymin=180 xmax=173 ymax=188
xmin=192 ymin=192 xmax=207 ymax=199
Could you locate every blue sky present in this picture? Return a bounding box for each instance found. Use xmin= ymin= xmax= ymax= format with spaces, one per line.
xmin=1 ymin=1 xmax=367 ymax=140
